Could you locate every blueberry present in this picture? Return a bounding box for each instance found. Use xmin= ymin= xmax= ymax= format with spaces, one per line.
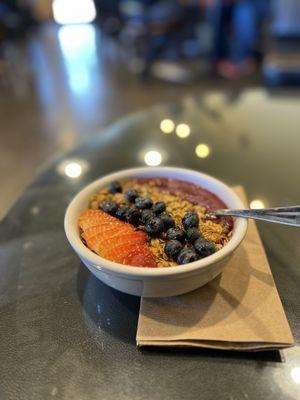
xmin=145 ymin=217 xmax=164 ymax=237
xmin=124 ymin=189 xmax=138 ymax=203
xmin=177 ymin=248 xmax=199 ymax=265
xmin=141 ymin=209 xmax=155 ymax=224
xmin=109 ymin=181 xmax=122 ymax=193
xmin=160 ymin=212 xmax=175 ymax=230
xmin=166 ymin=227 xmax=186 ymax=243
xmin=164 ymin=240 xmax=183 ymax=260
xmin=182 ymin=211 xmax=199 ymax=229
xmin=153 ymin=201 xmax=166 ymax=215
xmin=115 ymin=205 xmax=130 ymax=221
xmin=135 ymin=196 xmax=153 ymax=210
xmin=127 ymin=208 xmax=141 ymax=226
xmin=194 ymin=238 xmax=216 ymax=257
xmin=186 ymin=227 xmax=201 ymax=243
xmin=101 ymin=201 xmax=118 ymax=216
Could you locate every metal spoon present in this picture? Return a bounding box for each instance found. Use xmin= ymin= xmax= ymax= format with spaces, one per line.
xmin=210 ymin=206 xmax=300 ymax=227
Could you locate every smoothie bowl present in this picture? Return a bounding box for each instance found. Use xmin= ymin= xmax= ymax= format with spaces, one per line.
xmin=64 ymin=167 xmax=247 ymax=297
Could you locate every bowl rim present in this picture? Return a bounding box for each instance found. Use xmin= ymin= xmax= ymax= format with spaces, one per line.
xmin=64 ymin=166 xmax=248 ymax=277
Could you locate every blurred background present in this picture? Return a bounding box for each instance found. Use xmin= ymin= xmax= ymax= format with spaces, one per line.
xmin=1 ymin=0 xmax=300 ymax=218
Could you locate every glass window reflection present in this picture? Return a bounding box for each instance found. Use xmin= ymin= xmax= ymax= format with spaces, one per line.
xmin=58 ymin=25 xmax=97 ymax=96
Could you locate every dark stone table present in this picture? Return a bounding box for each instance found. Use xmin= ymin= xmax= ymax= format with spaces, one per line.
xmin=1 ymin=90 xmax=300 ymax=400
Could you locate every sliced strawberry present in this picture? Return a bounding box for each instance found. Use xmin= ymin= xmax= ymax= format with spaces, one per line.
xmin=81 ymin=223 xmax=132 ymax=243
xmin=78 ymin=209 xmax=157 ymax=268
xmin=89 ymin=231 xmax=145 ymax=257
xmin=126 ymin=243 xmax=157 ymax=268
xmin=101 ymin=232 xmax=146 ymax=262
xmin=99 ymin=230 xmax=145 ymax=251
xmin=78 ymin=210 xmax=113 ymax=230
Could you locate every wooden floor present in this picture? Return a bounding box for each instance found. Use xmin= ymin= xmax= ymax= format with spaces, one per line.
xmin=0 ymin=24 xmax=259 ymax=218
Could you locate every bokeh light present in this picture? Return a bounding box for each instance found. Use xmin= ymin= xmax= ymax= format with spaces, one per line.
xmin=160 ymin=119 xmax=175 ymax=134
xmin=291 ymin=367 xmax=300 ymax=384
xmin=176 ymin=123 xmax=190 ymax=138
xmin=144 ymin=150 xmax=162 ymax=166
xmin=64 ymin=162 xmax=82 ymax=178
xmin=57 ymin=159 xmax=89 ymax=178
xmin=195 ymin=144 xmax=210 ymax=158
xmin=53 ymin=0 xmax=96 ymax=25
xmin=250 ymin=199 xmax=265 ymax=209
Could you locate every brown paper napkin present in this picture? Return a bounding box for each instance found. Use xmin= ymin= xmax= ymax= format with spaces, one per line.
xmin=137 ymin=186 xmax=294 ymax=351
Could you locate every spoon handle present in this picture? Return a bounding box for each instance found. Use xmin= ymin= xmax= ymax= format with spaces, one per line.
xmin=213 ymin=206 xmax=300 ymax=227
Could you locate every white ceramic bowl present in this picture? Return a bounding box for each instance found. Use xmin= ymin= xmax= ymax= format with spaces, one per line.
xmin=64 ymin=167 xmax=247 ymax=297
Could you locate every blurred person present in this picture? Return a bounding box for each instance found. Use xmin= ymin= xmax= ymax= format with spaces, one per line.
xmin=0 ymin=0 xmax=36 ymax=40
xmin=120 ymin=0 xmax=202 ymax=82
xmin=210 ymin=0 xmax=270 ymax=79
xmin=272 ymin=0 xmax=300 ymax=37
xmin=0 ymin=0 xmax=35 ymax=66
